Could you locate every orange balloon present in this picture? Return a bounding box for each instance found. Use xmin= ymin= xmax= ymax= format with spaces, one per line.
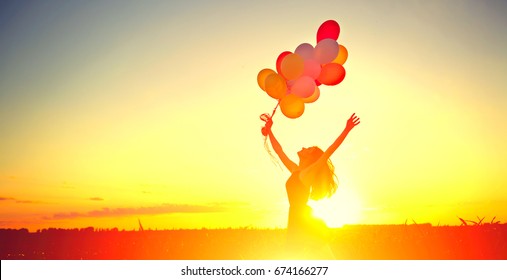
xmin=332 ymin=45 xmax=348 ymax=65
xmin=280 ymin=94 xmax=304 ymax=119
xmin=280 ymin=53 xmax=304 ymax=80
xmin=257 ymin=69 xmax=276 ymax=91
xmin=317 ymin=63 xmax=346 ymax=86
xmin=276 ymin=51 xmax=291 ymax=76
xmin=265 ymin=73 xmax=287 ymax=99
xmin=301 ymin=86 xmax=320 ymax=103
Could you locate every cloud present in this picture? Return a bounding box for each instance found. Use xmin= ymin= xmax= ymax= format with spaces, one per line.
xmin=16 ymin=200 xmax=38 ymax=204
xmin=89 ymin=197 xmax=104 ymax=201
xmin=208 ymin=201 xmax=250 ymax=207
xmin=1 ymin=197 xmax=44 ymax=204
xmin=45 ymin=203 xmax=229 ymax=220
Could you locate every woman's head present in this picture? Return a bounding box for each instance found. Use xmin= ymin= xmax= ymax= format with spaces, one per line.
xmin=297 ymin=146 xmax=323 ymax=168
xmin=298 ymin=146 xmax=338 ymax=200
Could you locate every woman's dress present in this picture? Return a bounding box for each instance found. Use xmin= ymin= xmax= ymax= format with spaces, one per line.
xmin=285 ymin=170 xmax=331 ymax=258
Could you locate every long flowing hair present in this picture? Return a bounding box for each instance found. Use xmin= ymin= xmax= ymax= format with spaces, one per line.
xmin=302 ymin=147 xmax=339 ymax=200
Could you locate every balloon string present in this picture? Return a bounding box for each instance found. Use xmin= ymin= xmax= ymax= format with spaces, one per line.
xmin=270 ymin=101 xmax=280 ymax=119
xmin=264 ymin=135 xmax=283 ymax=171
xmin=260 ymin=100 xmax=283 ymax=171
xmin=260 ymin=100 xmax=280 ymax=124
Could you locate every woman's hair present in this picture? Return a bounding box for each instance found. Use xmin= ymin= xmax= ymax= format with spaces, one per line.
xmin=302 ymin=147 xmax=339 ymax=200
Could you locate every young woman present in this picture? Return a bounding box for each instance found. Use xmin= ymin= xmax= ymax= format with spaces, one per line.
xmin=263 ymin=113 xmax=360 ymax=259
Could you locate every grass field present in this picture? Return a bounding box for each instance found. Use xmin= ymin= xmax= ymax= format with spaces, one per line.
xmin=1 ymin=224 xmax=506 ymax=260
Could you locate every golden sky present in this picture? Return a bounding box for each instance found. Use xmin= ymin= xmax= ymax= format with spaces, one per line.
xmin=1 ymin=0 xmax=506 ymax=231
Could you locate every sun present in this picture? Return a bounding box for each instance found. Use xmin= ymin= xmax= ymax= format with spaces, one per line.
xmin=308 ymin=186 xmax=363 ymax=228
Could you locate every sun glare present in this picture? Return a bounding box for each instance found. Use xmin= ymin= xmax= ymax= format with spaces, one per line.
xmin=309 ymin=186 xmax=362 ymax=228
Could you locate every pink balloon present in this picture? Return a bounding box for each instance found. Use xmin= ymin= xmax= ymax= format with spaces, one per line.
xmin=291 ymin=76 xmax=316 ymax=98
xmin=294 ymin=43 xmax=314 ymax=60
xmin=317 ymin=20 xmax=340 ymax=42
xmin=303 ymin=59 xmax=321 ymax=79
xmin=301 ymin=86 xmax=320 ymax=104
xmin=314 ymin=38 xmax=339 ymax=64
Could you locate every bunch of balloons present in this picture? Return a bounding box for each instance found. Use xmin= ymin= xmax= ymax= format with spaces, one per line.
xmin=257 ymin=20 xmax=348 ymax=119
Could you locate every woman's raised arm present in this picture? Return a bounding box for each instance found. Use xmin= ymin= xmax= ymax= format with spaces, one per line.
xmin=321 ymin=113 xmax=360 ymax=161
xmin=264 ymin=118 xmax=298 ymax=173
xmin=299 ymin=113 xmax=360 ymax=186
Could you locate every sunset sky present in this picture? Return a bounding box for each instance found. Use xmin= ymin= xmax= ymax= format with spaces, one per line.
xmin=1 ymin=0 xmax=506 ymax=231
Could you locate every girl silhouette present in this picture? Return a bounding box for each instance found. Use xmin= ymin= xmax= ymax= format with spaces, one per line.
xmin=263 ymin=113 xmax=360 ymax=259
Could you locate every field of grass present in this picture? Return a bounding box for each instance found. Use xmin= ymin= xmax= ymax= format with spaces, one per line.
xmin=1 ymin=223 xmax=506 ymax=260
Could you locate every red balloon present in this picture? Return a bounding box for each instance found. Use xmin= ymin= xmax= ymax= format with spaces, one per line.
xmin=316 ymin=20 xmax=340 ymax=43
xmin=276 ymin=51 xmax=292 ymax=78
xmin=317 ymin=63 xmax=346 ymax=86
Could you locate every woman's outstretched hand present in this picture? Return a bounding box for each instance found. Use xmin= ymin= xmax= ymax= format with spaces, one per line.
xmin=260 ymin=114 xmax=273 ymax=136
xmin=346 ymin=113 xmax=360 ymax=131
